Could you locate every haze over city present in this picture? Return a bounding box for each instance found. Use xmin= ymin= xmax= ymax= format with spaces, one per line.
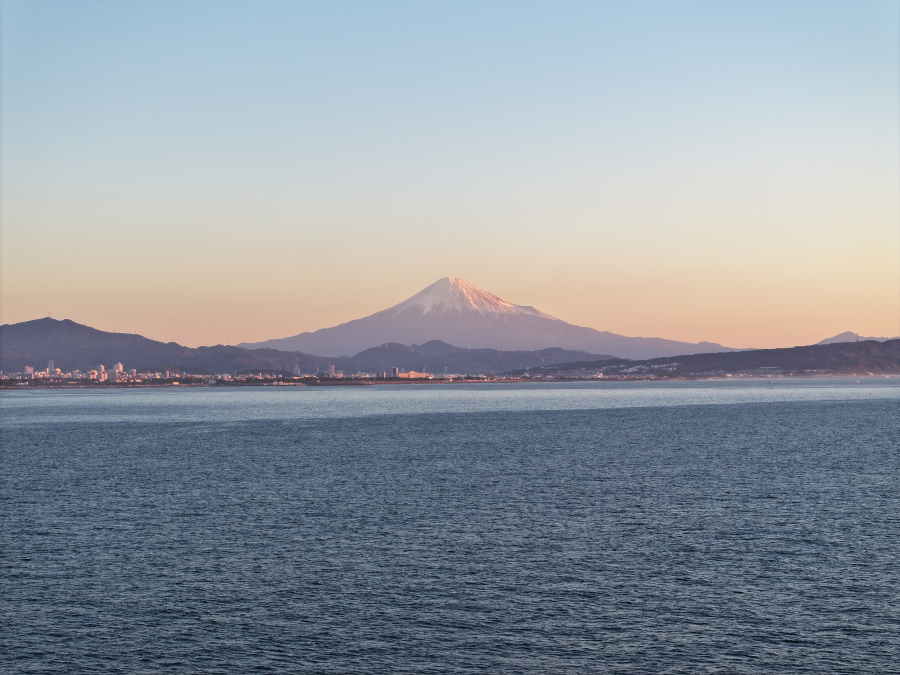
xmin=1 ymin=0 xmax=898 ymax=349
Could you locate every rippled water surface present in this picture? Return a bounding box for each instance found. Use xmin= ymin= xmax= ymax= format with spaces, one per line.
xmin=3 ymin=380 xmax=899 ymax=673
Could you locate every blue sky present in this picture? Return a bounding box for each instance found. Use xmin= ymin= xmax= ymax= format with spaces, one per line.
xmin=2 ymin=1 xmax=898 ymax=347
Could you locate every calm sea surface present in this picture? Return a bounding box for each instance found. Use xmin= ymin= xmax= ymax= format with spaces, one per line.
xmin=2 ymin=380 xmax=899 ymax=674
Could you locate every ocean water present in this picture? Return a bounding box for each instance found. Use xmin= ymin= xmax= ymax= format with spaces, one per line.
xmin=2 ymin=380 xmax=899 ymax=674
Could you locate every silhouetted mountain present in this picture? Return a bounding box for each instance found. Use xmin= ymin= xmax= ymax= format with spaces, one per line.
xmin=240 ymin=277 xmax=743 ymax=359
xmin=817 ymin=331 xmax=899 ymax=345
xmin=0 ymin=318 xmax=614 ymax=376
xmin=0 ymin=318 xmax=322 ymax=375
xmin=6 ymin=318 xmax=895 ymax=379
xmin=510 ymin=339 xmax=900 ymax=377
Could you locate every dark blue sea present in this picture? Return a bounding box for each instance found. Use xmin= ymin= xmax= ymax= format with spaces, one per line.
xmin=2 ymin=380 xmax=899 ymax=674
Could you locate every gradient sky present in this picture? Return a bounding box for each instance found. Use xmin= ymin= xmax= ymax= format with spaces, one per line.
xmin=2 ymin=0 xmax=898 ymax=348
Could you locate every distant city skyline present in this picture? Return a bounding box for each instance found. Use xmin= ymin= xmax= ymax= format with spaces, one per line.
xmin=2 ymin=0 xmax=898 ymax=349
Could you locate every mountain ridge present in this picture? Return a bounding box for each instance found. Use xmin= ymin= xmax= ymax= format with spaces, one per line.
xmin=817 ymin=331 xmax=899 ymax=345
xmin=3 ymin=317 xmax=893 ymax=377
xmin=0 ymin=318 xmax=614 ymax=375
xmin=506 ymin=339 xmax=900 ymax=377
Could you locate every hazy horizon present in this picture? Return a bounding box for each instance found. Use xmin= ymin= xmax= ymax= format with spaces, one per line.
xmin=6 ymin=277 xmax=898 ymax=353
xmin=2 ymin=0 xmax=898 ymax=349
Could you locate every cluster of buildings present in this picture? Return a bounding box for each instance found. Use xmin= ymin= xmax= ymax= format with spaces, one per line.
xmin=2 ymin=360 xmax=457 ymax=385
xmin=3 ymin=361 xmax=127 ymax=381
xmin=291 ymin=364 xmax=443 ymax=380
xmin=4 ymin=361 xmax=616 ymax=385
xmin=1 ymin=361 xmax=213 ymax=383
xmin=297 ymin=363 xmax=497 ymax=380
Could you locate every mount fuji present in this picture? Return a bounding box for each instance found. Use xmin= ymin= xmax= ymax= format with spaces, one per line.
xmin=240 ymin=277 xmax=742 ymax=359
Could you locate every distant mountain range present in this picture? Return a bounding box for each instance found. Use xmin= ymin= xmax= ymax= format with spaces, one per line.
xmin=239 ymin=277 xmax=744 ymax=360
xmin=0 ymin=318 xmax=614 ymax=376
xmin=3 ymin=308 xmax=893 ymax=378
xmin=0 ymin=318 xmax=321 ymax=375
xmin=817 ymin=331 xmax=899 ymax=345
xmin=510 ymin=339 xmax=900 ymax=377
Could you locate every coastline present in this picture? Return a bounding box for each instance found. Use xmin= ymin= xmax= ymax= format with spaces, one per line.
xmin=3 ymin=373 xmax=897 ymax=390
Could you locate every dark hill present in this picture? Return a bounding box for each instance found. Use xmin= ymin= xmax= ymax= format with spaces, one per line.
xmin=0 ymin=318 xmax=615 ymax=376
xmin=511 ymin=339 xmax=900 ymax=377
xmin=0 ymin=318 xmax=323 ymax=375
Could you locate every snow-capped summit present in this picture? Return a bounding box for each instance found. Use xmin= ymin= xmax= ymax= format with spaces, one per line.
xmin=389 ymin=277 xmax=554 ymax=318
xmin=240 ymin=277 xmax=741 ymax=359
